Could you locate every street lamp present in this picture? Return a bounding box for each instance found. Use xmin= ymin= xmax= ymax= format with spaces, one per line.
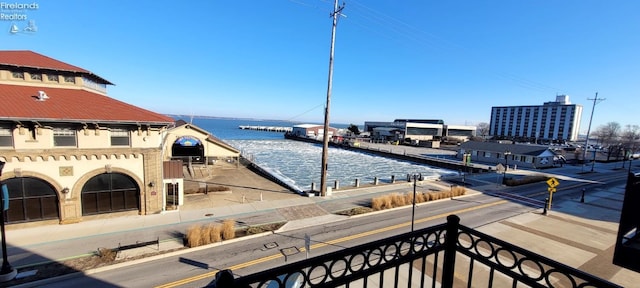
xmin=503 ymin=151 xmax=511 ymax=184
xmin=410 ymin=173 xmax=418 ymax=232
xmin=0 ymin=161 xmax=17 ymax=282
xmin=462 ymin=153 xmax=470 ymax=186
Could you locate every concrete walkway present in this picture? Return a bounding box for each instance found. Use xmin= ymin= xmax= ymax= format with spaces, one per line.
xmin=3 ymin=161 xmax=639 ymax=287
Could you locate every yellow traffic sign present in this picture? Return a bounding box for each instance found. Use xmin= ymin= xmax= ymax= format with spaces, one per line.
xmin=547 ymin=187 xmax=556 ymax=193
xmin=546 ymin=177 xmax=559 ymax=188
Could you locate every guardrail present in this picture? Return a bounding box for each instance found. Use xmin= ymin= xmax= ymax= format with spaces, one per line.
xmin=211 ymin=215 xmax=620 ymax=288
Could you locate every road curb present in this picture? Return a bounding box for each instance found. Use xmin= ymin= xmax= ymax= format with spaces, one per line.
xmin=9 ymin=231 xmax=275 ymax=288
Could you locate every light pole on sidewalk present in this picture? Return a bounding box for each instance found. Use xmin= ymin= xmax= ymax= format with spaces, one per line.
xmin=411 ymin=174 xmax=418 ymax=232
xmin=502 ymin=151 xmax=511 ymax=184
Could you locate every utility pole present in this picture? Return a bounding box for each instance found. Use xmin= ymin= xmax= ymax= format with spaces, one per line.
xmin=582 ymin=92 xmax=605 ymax=173
xmin=320 ymin=1 xmax=344 ymax=196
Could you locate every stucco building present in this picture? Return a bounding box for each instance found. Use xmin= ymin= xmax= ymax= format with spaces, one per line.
xmin=0 ymin=51 xmax=241 ymax=226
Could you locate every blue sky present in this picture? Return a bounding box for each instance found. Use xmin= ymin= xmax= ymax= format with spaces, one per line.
xmin=3 ymin=1 xmax=638 ymax=133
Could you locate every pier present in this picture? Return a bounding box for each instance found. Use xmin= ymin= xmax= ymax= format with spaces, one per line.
xmin=239 ymin=125 xmax=292 ymax=133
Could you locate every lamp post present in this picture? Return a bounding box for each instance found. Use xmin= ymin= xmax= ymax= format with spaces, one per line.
xmin=503 ymin=151 xmax=511 ymax=184
xmin=411 ymin=174 xmax=418 ymax=232
xmin=462 ymin=153 xmax=470 ymax=186
xmin=0 ymin=161 xmax=17 ymax=282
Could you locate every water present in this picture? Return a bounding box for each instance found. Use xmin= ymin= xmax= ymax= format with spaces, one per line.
xmin=177 ymin=116 xmax=455 ymax=190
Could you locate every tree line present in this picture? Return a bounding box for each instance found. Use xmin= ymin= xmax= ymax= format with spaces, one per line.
xmin=591 ymin=122 xmax=640 ymax=157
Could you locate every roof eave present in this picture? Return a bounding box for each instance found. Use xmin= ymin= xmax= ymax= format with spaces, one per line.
xmin=0 ymin=117 xmax=174 ymax=126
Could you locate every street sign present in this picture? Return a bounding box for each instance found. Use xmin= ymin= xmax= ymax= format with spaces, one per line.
xmin=548 ymin=187 xmax=556 ymax=193
xmin=546 ymin=177 xmax=559 ymax=188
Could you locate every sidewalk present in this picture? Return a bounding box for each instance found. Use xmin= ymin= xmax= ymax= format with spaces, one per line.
xmin=3 ymin=162 xmax=638 ymax=287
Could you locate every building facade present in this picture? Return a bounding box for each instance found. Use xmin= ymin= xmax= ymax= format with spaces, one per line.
xmin=458 ymin=141 xmax=558 ymax=169
xmin=489 ymin=95 xmax=583 ymax=143
xmin=288 ymin=124 xmax=337 ymax=139
xmin=0 ymin=51 xmax=176 ymax=225
xmin=363 ymin=119 xmax=476 ymax=144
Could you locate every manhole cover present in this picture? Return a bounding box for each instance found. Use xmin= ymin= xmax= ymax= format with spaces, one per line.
xmin=264 ymin=242 xmax=278 ymax=249
xmin=281 ymin=247 xmax=300 ymax=257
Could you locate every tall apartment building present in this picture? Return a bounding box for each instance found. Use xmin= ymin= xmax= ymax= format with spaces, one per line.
xmin=489 ymin=95 xmax=583 ymax=143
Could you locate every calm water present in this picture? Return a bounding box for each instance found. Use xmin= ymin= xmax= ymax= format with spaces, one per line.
xmin=176 ymin=116 xmax=455 ymax=190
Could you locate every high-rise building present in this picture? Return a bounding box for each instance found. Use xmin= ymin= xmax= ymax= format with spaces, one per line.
xmin=489 ymin=95 xmax=583 ymax=143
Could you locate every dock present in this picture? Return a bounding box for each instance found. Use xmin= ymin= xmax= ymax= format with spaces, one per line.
xmin=239 ymin=125 xmax=292 ymax=133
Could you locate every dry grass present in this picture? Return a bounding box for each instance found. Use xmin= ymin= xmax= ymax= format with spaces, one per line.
xmin=185 ymin=219 xmax=236 ymax=248
xmin=210 ymin=224 xmax=222 ymax=243
xmin=186 ymin=225 xmax=203 ymax=248
xmin=370 ymin=186 xmax=467 ymax=211
xmin=335 ymin=207 xmax=374 ymax=216
xmin=222 ymin=219 xmax=236 ymax=240
xmin=97 ymin=247 xmax=116 ymax=262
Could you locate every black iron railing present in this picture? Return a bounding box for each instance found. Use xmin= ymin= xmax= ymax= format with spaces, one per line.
xmin=211 ymin=215 xmax=621 ymax=288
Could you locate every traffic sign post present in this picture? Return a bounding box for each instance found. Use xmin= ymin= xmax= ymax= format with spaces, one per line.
xmin=546 ymin=177 xmax=559 ymax=213
xmin=304 ymin=234 xmax=310 ymax=259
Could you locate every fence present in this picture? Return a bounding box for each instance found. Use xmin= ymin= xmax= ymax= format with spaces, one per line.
xmin=211 ymin=215 xmax=620 ymax=288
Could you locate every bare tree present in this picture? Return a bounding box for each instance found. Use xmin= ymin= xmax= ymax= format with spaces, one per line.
xmin=591 ymin=126 xmax=606 ymax=146
xmin=600 ymin=122 xmax=621 ymax=146
xmin=621 ymin=124 xmax=640 ymax=153
xmin=598 ymin=122 xmax=621 ymax=161
xmin=477 ymin=122 xmax=490 ymax=140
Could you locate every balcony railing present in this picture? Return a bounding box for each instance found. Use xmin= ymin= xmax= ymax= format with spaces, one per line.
xmin=212 ymin=215 xmax=621 ymax=288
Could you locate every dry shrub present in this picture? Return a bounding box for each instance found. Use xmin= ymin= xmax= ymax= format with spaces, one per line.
xmin=370 ymin=186 xmax=466 ymax=212
xmin=383 ymin=195 xmax=392 ymax=209
xmin=414 ymin=192 xmax=426 ymax=203
xmin=405 ymin=193 xmax=414 ymax=205
xmin=186 ymin=225 xmax=203 ymax=248
xmin=391 ymin=193 xmax=406 ymax=207
xmin=222 ymin=219 xmax=236 ymax=240
xmin=209 ymin=185 xmax=231 ymax=192
xmin=97 ymin=247 xmax=116 ymax=262
xmin=201 ymin=225 xmax=213 ymax=245
xmin=210 ymin=224 xmax=222 ymax=242
xmin=452 ymin=186 xmax=466 ymax=196
xmin=372 ymin=196 xmax=384 ymax=210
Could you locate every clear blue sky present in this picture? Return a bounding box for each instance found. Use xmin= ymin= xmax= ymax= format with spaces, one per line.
xmin=3 ymin=0 xmax=638 ymax=133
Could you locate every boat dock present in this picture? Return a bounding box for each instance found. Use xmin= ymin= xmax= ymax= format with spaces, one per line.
xmin=239 ymin=125 xmax=292 ymax=133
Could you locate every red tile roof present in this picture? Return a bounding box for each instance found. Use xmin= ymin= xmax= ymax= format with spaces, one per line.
xmin=0 ymin=50 xmax=88 ymax=72
xmin=0 ymin=50 xmax=113 ymax=84
xmin=0 ymin=84 xmax=174 ymax=125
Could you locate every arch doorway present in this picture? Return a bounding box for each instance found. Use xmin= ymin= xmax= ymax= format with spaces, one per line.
xmin=172 ymin=135 xmax=204 ymax=164
xmin=81 ymin=173 xmax=139 ymax=215
xmin=4 ymin=177 xmax=59 ymax=223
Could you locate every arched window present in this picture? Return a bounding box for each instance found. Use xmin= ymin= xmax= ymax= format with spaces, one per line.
xmin=172 ymin=135 xmax=204 ymax=163
xmin=4 ymin=177 xmax=59 ymax=223
xmin=82 ymin=173 xmax=139 ymax=215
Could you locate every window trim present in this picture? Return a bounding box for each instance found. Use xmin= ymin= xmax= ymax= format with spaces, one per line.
xmin=53 ymin=128 xmax=77 ymax=147
xmin=110 ymin=128 xmax=131 ymax=146
xmin=0 ymin=126 xmax=13 ymax=147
